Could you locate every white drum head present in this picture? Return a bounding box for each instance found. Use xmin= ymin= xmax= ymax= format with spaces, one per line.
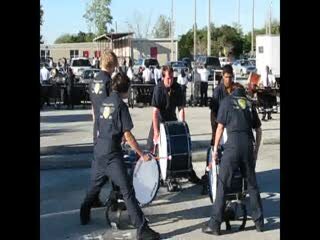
xmin=159 ymin=123 xmax=168 ymax=180
xmin=133 ymin=158 xmax=160 ymax=206
xmin=208 ymin=149 xmax=219 ymax=203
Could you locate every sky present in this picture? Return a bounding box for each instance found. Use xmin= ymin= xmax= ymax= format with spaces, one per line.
xmin=41 ymin=0 xmax=280 ymax=44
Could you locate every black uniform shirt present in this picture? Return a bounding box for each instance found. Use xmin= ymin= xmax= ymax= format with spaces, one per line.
xmin=95 ymin=91 xmax=133 ymax=160
xmin=217 ymin=88 xmax=261 ymax=140
xmin=151 ymin=81 xmax=184 ymax=122
xmin=89 ymin=71 xmax=111 ymax=118
xmin=210 ymin=82 xmax=231 ymax=114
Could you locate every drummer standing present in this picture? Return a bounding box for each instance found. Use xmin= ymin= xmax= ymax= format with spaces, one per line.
xmin=146 ymin=65 xmax=201 ymax=184
xmin=260 ymin=65 xmax=275 ymax=121
xmin=202 ymin=84 xmax=263 ymax=235
xmin=88 ymin=50 xmax=118 ymax=207
xmin=209 ymin=65 xmax=235 ymax=146
xmin=80 ymin=72 xmax=161 ymax=240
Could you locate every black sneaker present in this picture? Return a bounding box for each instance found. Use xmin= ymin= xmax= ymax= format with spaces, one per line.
xmin=137 ymin=224 xmax=160 ymax=240
xmin=189 ymin=170 xmax=201 ymax=184
xmin=80 ymin=203 xmax=91 ymax=225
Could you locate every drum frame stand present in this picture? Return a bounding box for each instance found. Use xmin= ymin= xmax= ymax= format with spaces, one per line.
xmin=163 ymin=177 xmax=182 ymax=192
xmin=104 ymin=190 xmax=127 ymax=230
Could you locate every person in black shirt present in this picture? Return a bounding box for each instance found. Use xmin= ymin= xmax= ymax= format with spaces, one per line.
xmin=80 ymin=72 xmax=160 ymax=240
xmin=65 ymin=67 xmax=75 ymax=109
xmin=209 ymin=65 xmax=235 ymax=146
xmin=88 ymin=50 xmax=118 ymax=207
xmin=201 ymin=65 xmax=236 ymax=194
xmin=202 ymin=84 xmax=263 ymax=235
xmin=146 ymin=65 xmax=201 ymax=184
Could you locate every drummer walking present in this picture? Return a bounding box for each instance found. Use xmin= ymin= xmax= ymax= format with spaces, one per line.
xmin=146 ymin=65 xmax=201 ymax=184
xmin=80 ymin=72 xmax=160 ymax=240
xmin=202 ymin=84 xmax=263 ymax=235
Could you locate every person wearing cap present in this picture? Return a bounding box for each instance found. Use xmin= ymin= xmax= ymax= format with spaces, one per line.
xmin=202 ymin=83 xmax=263 ymax=235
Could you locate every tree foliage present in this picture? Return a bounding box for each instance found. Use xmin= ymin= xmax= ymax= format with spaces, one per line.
xmin=83 ymin=0 xmax=113 ymax=35
xmin=178 ymin=20 xmax=280 ymax=59
xmin=152 ymin=15 xmax=170 ymax=38
xmin=54 ymin=32 xmax=96 ymax=44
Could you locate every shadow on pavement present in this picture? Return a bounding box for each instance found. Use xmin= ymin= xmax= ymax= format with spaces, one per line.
xmin=41 ymin=113 xmax=92 ymax=123
xmin=41 ymin=128 xmax=78 ymax=137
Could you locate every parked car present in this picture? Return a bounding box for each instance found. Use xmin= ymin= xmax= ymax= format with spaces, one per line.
xmin=78 ymin=68 xmax=100 ymax=84
xmin=181 ymin=57 xmax=192 ymax=69
xmin=232 ymin=59 xmax=257 ymax=76
xmin=70 ymin=57 xmax=92 ymax=79
xmin=196 ymin=56 xmax=222 ymax=82
xmin=132 ymin=58 xmax=159 ymax=75
xmin=167 ymin=61 xmax=189 ymax=74
xmin=219 ymin=57 xmax=232 ymax=67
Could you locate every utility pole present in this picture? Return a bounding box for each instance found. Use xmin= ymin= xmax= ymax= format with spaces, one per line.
xmin=269 ymin=0 xmax=272 ymax=34
xmin=238 ymin=0 xmax=240 ymax=27
xmin=171 ymin=0 xmax=174 ymax=61
xmin=194 ymin=0 xmax=197 ymax=60
xmin=251 ymin=0 xmax=255 ymax=56
xmin=207 ymin=0 xmax=211 ymax=56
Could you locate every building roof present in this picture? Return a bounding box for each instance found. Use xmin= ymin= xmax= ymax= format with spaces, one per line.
xmin=93 ymin=32 xmax=134 ymax=42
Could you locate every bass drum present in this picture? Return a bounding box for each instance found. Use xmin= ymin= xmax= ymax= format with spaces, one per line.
xmin=159 ymin=121 xmax=192 ymax=180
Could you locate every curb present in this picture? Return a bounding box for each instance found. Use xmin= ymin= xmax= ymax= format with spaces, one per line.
xmin=40 ymin=138 xmax=279 ymax=170
xmin=40 ymin=138 xmax=280 ymax=156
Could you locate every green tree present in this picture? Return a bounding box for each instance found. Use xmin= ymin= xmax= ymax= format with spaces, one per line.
xmin=54 ymin=32 xmax=97 ymax=44
xmin=54 ymin=34 xmax=73 ymax=44
xmin=152 ymin=15 xmax=170 ymax=38
xmin=83 ymin=0 xmax=113 ymax=35
xmin=178 ymin=30 xmax=194 ymax=58
xmin=40 ymin=4 xmax=44 ymax=44
xmin=243 ymin=19 xmax=280 ymax=55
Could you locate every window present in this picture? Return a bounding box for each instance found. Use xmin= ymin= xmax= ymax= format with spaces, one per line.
xmin=70 ymin=50 xmax=79 ymax=59
xmin=258 ymin=46 xmax=264 ymax=53
xmin=40 ymin=50 xmax=50 ymax=57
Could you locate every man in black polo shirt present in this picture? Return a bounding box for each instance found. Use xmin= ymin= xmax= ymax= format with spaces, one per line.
xmin=88 ymin=50 xmax=118 ymax=207
xmin=201 ymin=65 xmax=236 ymax=194
xmin=146 ymin=65 xmax=201 ymax=184
xmin=81 ymin=72 xmax=160 ymax=240
xmin=209 ymin=65 xmax=235 ymax=146
xmin=202 ymin=84 xmax=263 ymax=235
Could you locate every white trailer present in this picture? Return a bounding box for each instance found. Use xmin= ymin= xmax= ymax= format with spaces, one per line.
xmin=256 ymin=35 xmax=280 ymax=80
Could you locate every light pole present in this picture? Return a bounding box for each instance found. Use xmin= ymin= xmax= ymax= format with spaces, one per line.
xmin=207 ymin=0 xmax=211 ymax=56
xmin=171 ymin=0 xmax=174 ymax=61
xmin=251 ymin=0 xmax=255 ymax=56
xmin=194 ymin=0 xmax=197 ymax=60
xmin=238 ymin=0 xmax=240 ymax=26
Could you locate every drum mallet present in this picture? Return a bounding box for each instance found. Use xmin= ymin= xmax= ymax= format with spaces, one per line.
xmin=154 ymin=155 xmax=172 ymax=161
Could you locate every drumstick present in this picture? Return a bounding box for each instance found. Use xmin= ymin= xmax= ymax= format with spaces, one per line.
xmin=153 ymin=155 xmax=172 ymax=161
